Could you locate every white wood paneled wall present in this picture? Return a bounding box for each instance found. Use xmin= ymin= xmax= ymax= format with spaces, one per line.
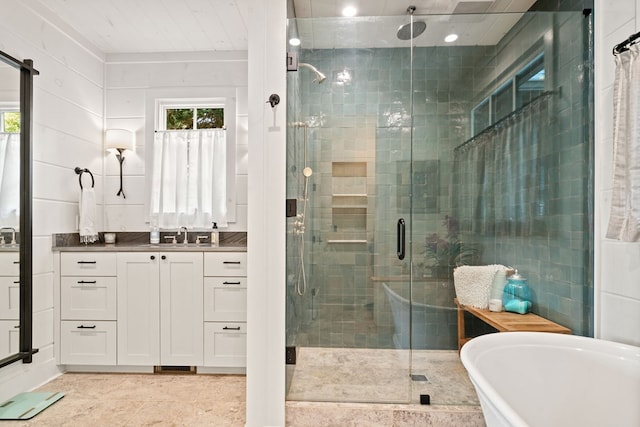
xmin=595 ymin=0 xmax=640 ymax=346
xmin=0 ymin=1 xmax=104 ymax=401
xmin=104 ymin=51 xmax=248 ymax=232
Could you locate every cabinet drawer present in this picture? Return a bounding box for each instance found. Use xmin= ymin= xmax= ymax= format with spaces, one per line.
xmin=204 ymin=252 xmax=247 ymax=276
xmin=61 ymin=277 xmax=117 ymax=320
xmin=0 ymin=277 xmax=20 ymax=319
xmin=0 ymin=253 xmax=20 ymax=276
xmin=60 ymin=320 xmax=116 ymax=365
xmin=61 ymin=253 xmax=117 ymax=276
xmin=203 ymin=322 xmax=246 ymax=367
xmin=204 ymin=277 xmax=247 ymax=322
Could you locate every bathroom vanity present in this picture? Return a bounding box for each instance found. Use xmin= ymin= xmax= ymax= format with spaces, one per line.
xmin=53 ymin=235 xmax=247 ymax=374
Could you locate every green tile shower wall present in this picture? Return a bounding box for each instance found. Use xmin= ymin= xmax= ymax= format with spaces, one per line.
xmin=286 ymin=11 xmax=592 ymax=350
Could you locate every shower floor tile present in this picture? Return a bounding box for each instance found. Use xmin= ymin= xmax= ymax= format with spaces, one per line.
xmin=287 ymin=347 xmax=479 ymax=406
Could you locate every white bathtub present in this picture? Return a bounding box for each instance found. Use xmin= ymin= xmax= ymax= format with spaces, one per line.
xmin=382 ymin=282 xmax=457 ymax=349
xmin=460 ymin=332 xmax=640 ymax=427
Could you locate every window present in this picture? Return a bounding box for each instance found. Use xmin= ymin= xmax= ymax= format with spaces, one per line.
xmin=0 ymin=107 xmax=19 ymax=133
xmin=163 ymin=107 xmax=224 ymax=130
xmin=159 ymin=100 xmax=225 ymax=131
xmin=516 ymin=55 xmax=545 ymax=108
xmin=150 ymin=98 xmax=229 ymax=228
xmin=471 ymin=53 xmax=545 ymax=136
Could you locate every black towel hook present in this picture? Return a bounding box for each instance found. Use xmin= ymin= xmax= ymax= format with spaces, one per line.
xmin=74 ymin=167 xmax=95 ymax=190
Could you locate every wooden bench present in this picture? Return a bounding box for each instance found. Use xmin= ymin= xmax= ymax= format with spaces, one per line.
xmin=455 ymin=298 xmax=571 ymax=351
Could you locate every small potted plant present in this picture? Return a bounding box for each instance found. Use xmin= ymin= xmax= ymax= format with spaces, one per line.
xmin=424 ymin=215 xmax=478 ymax=278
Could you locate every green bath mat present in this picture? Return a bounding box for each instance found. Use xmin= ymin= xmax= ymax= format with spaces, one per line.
xmin=0 ymin=392 xmax=65 ymax=420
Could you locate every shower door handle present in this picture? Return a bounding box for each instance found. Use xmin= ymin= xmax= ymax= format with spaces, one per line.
xmin=397 ymin=218 xmax=405 ymax=260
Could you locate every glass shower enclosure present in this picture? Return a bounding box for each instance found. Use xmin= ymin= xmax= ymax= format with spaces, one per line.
xmin=285 ymin=9 xmax=593 ymax=405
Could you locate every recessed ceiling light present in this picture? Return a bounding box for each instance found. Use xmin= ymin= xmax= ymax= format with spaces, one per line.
xmin=445 ymin=34 xmax=458 ymax=43
xmin=342 ymin=6 xmax=357 ymax=17
xmin=289 ymin=38 xmax=301 ymax=46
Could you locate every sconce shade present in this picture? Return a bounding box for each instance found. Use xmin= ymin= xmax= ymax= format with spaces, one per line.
xmin=105 ymin=129 xmax=134 ymax=151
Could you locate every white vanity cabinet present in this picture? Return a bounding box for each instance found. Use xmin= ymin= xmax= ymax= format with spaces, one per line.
xmin=203 ymin=252 xmax=247 ymax=368
xmin=0 ymin=252 xmax=20 ymax=359
xmin=57 ymin=248 xmax=244 ymax=370
xmin=59 ymin=253 xmax=117 ymax=365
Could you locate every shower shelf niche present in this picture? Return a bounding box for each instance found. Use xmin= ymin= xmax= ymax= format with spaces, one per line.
xmin=332 ymin=194 xmax=368 ymax=209
xmin=330 ymin=162 xmax=368 ymax=244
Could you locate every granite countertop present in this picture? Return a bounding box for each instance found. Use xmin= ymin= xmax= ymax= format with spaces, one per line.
xmin=52 ymin=231 xmax=247 ymax=252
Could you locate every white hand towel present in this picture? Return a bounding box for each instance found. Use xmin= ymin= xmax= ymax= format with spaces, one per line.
xmin=454 ymin=264 xmax=505 ymax=309
xmin=79 ymin=187 xmax=98 ymax=244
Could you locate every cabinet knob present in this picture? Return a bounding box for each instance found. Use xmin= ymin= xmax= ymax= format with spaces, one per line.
xmin=161 ymin=255 xmax=167 ymax=260
xmin=150 ymin=255 xmax=155 ymax=260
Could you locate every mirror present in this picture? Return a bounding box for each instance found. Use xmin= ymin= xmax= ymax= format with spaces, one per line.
xmin=0 ymin=50 xmax=38 ymax=368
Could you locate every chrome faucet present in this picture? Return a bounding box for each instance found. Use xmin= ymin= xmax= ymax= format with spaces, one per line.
xmin=0 ymin=227 xmax=16 ymax=245
xmin=178 ymin=226 xmax=188 ymax=245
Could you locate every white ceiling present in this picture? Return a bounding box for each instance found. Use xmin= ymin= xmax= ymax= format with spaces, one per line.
xmin=31 ymin=0 xmax=537 ymax=54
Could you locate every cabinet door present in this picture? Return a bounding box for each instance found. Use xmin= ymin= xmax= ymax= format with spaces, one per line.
xmin=203 ymin=322 xmax=246 ymax=367
xmin=0 ymin=277 xmax=20 ymax=319
xmin=60 ymin=320 xmax=116 ymax=365
xmin=204 ymin=277 xmax=247 ymax=322
xmin=160 ymin=252 xmax=204 ymax=366
xmin=117 ymin=252 xmax=160 ymax=365
xmin=61 ymin=277 xmax=117 ymax=320
xmin=0 ymin=320 xmax=19 ymax=359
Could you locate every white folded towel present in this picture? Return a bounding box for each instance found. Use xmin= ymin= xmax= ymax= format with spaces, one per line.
xmin=454 ymin=264 xmax=506 ymax=309
xmin=78 ymin=187 xmax=98 ymax=244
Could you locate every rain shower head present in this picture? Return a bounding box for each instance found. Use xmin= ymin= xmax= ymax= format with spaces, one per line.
xmin=299 ymin=62 xmax=327 ymax=83
xmin=397 ymin=21 xmax=426 ymax=40
xmin=397 ymin=5 xmax=426 ymax=40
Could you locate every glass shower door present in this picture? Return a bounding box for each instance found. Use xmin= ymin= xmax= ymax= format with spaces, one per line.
xmin=284 ymin=14 xmax=418 ymax=404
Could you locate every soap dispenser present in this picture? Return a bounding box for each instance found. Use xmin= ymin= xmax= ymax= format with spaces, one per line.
xmin=502 ymin=270 xmax=532 ymax=314
xmin=211 ymin=222 xmax=219 ymax=247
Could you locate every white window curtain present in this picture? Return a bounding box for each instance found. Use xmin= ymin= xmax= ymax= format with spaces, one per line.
xmin=453 ymin=93 xmax=552 ymax=236
xmin=151 ymin=129 xmax=227 ymax=228
xmin=606 ymin=44 xmax=640 ymax=242
xmin=0 ymin=132 xmax=20 ymax=227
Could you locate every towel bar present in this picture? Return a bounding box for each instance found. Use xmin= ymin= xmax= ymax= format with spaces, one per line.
xmin=74 ymin=167 xmax=94 ymax=189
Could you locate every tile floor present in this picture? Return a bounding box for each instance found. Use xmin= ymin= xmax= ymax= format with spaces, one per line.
xmin=287 ymin=347 xmax=479 ymax=405
xmin=2 ymin=349 xmax=482 ymax=427
xmin=2 ymin=373 xmax=245 ymax=426
xmin=285 ymin=347 xmax=485 ymax=426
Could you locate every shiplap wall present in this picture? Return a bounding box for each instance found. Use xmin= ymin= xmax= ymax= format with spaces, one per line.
xmin=0 ymin=1 xmax=104 ymax=401
xmin=595 ymin=0 xmax=640 ymax=346
xmin=104 ymin=52 xmax=248 ymax=232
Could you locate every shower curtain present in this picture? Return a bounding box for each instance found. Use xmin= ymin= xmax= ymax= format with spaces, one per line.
xmin=151 ymin=129 xmax=227 ymax=228
xmin=453 ymin=94 xmax=552 ymax=236
xmin=606 ymin=44 xmax=640 ymax=242
xmin=0 ymin=132 xmax=20 ymax=226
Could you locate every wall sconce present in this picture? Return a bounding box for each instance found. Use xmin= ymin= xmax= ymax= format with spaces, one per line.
xmin=105 ymin=129 xmax=134 ymax=199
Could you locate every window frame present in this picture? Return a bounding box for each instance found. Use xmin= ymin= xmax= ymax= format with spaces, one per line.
xmin=158 ymin=99 xmax=225 ymax=131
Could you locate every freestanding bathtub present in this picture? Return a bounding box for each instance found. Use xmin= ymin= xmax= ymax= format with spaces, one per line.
xmin=460 ymin=331 xmax=640 ymax=427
